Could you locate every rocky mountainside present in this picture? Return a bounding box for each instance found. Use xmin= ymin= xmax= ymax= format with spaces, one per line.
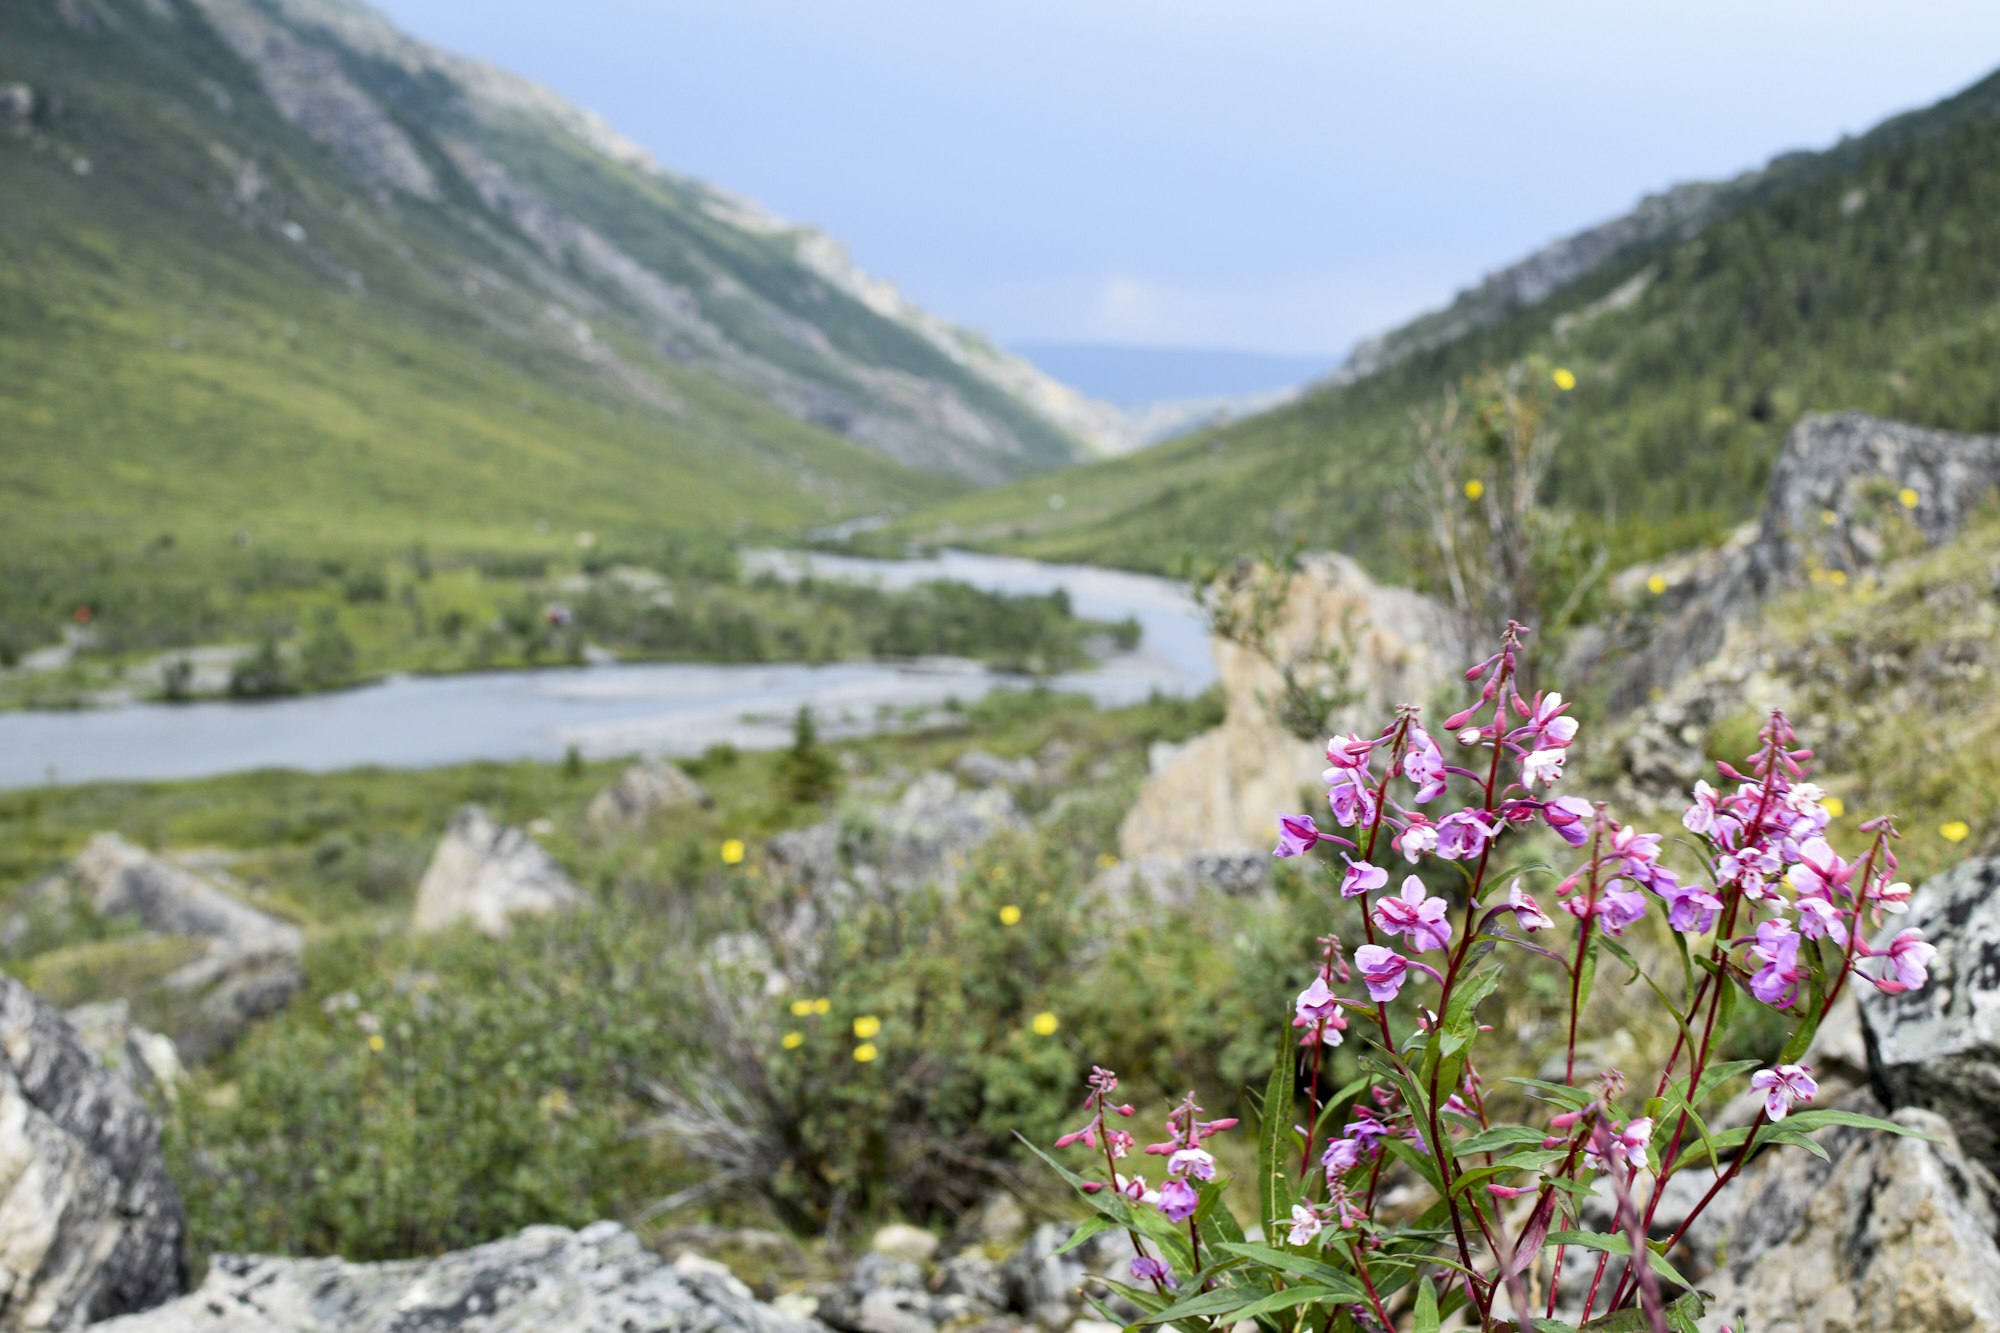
xmin=0 ymin=0 xmax=1114 ymax=562
xmin=896 ymin=60 xmax=2000 ymax=574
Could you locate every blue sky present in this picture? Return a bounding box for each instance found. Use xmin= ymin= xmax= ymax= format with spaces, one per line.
xmin=374 ymin=0 xmax=2000 ymax=356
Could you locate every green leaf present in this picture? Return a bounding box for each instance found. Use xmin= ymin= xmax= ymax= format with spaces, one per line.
xmin=1134 ymin=1282 xmax=1271 ymax=1327
xmin=1691 ymin=1059 xmax=1761 ymax=1106
xmin=1443 ymin=963 xmax=1502 ymax=1039
xmin=1454 ymin=1124 xmax=1550 ymax=1158
xmin=1051 ymin=1215 xmax=1114 ymax=1256
xmin=1257 ymin=1025 xmax=1298 ymax=1236
xmin=1506 ymin=1077 xmax=1595 ymax=1111
xmin=1779 ymin=964 xmax=1827 ymax=1063
xmin=1230 ymin=1286 xmax=1354 ymax=1322
xmin=1598 ymin=936 xmax=1644 ymax=983
xmin=1212 ymin=1243 xmax=1364 ymax=1299
xmin=1779 ymin=1108 xmax=1932 ymax=1137
xmin=1545 ymin=1231 xmax=1695 ymax=1289
xmin=1414 ymin=1277 xmax=1441 ymax=1333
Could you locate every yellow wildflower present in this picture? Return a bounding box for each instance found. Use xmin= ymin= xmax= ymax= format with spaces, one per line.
xmin=812 ymin=997 xmax=831 ymax=1015
xmin=781 ymin=1031 xmax=805 ymax=1050
xmin=367 ymin=1033 xmax=385 ymax=1054
xmin=1828 ymin=569 xmax=1848 ymax=587
xmin=1899 ymin=487 xmax=1919 ymax=510
xmin=1463 ymin=479 xmax=1486 ymax=501
xmin=853 ymin=1043 xmax=879 ymax=1063
xmin=1096 ymin=852 xmax=1120 ymax=870
xmin=1646 ymin=573 xmax=1667 ymax=595
xmin=789 ymin=998 xmax=814 ymax=1017
xmin=1942 ymin=821 xmax=1972 ymax=844
xmin=720 ymin=838 xmax=746 ymax=866
xmin=1031 ymin=1012 xmax=1060 ymax=1036
xmin=998 ymin=904 xmax=1022 ymax=926
xmin=1821 ymin=509 xmax=1838 ymax=527
xmin=1822 ymin=796 xmax=1845 ymax=819
xmin=1552 ymin=367 xmax=1577 ymax=391
xmin=853 ymin=1015 xmax=882 ymax=1039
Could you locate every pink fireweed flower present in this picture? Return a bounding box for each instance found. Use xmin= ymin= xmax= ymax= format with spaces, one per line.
xmin=1284 ymin=1203 xmax=1324 ymax=1246
xmin=1785 ymin=837 xmax=1851 ymax=902
xmin=1654 ymin=877 xmax=1723 ymax=935
xmin=1585 ymin=1116 xmax=1653 ymax=1173
xmin=1505 ymin=879 xmax=1554 ymax=931
xmin=1684 ymin=780 xmax=1724 ymax=837
xmin=1321 ymin=1134 xmax=1362 ymax=1177
xmin=1395 ymin=813 xmax=1439 ymax=862
xmin=1434 ymin=808 xmax=1500 ymax=861
xmin=1870 ymin=877 xmax=1912 ymax=922
xmin=1749 ymin=918 xmax=1803 ymax=1008
xmin=1487 ymin=1184 xmax=1532 ymax=1199
xmin=1874 ymin=929 xmax=1937 ymax=993
xmin=1610 ymin=825 xmax=1664 ymax=873
xmin=1793 ymin=894 xmax=1849 ymax=945
xmin=1404 ymin=724 xmax=1448 ymax=803
xmin=1326 ymin=769 xmax=1377 ymax=828
xmin=1340 ymin=859 xmax=1388 ymax=898
xmin=1750 ymin=1064 xmax=1818 ymax=1122
xmin=1295 ymin=975 xmax=1341 ymax=1024
xmin=1374 ymin=877 xmax=1453 ymax=953
xmin=1518 ymin=690 xmax=1579 ymax=750
xmin=1167 ymin=1147 xmax=1216 ymax=1180
xmin=1323 ymin=732 xmax=1373 ymax=772
xmin=1542 ymin=795 xmax=1595 ymax=847
xmin=1353 ymin=944 xmax=1410 ymax=1001
xmin=1156 ymin=1177 xmax=1199 ymax=1222
xmin=1522 ymin=748 xmax=1566 ymax=787
xmin=1273 ymin=814 xmax=1326 ymax=858
xmin=1293 ymin=1005 xmax=1347 ymax=1047
xmin=1565 ymin=881 xmax=1648 ymax=935
xmin=1129 ymin=1256 xmax=1177 ymax=1290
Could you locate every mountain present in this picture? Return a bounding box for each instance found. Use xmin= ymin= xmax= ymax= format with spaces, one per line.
xmin=1009 ymin=343 xmax=1334 ymax=450
xmin=894 ymin=65 xmax=2000 ymax=575
xmin=0 ymin=0 xmax=1117 ymax=565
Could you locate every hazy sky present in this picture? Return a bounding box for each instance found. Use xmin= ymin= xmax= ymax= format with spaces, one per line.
xmin=373 ymin=1 xmax=2000 ymax=356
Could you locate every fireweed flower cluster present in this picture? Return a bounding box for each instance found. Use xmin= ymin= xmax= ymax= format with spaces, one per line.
xmin=1044 ymin=624 xmax=1934 ymax=1332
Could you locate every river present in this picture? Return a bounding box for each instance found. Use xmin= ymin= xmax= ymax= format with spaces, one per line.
xmin=0 ymin=551 xmax=1214 ymax=789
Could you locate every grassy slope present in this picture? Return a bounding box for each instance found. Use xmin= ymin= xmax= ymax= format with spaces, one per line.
xmin=892 ymin=67 xmax=2000 ymax=576
xmin=0 ymin=0 xmax=960 ymax=570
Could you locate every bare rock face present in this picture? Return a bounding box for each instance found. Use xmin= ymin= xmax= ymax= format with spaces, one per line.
xmin=1859 ymin=855 xmax=2000 ymax=1174
xmin=92 ymin=1221 xmax=823 ymax=1333
xmin=1579 ymin=411 xmax=2000 ymax=712
xmin=1118 ymin=553 xmax=1460 ymax=859
xmin=587 ymin=757 xmax=711 ymax=834
xmin=0 ymin=973 xmax=185 ymax=1330
xmin=1702 ymin=1102 xmax=2000 ymax=1333
xmin=60 ymin=1002 xmax=180 ymax=1100
xmin=69 ymin=835 xmax=303 ymax=1062
xmin=413 ymin=806 xmax=588 ymax=938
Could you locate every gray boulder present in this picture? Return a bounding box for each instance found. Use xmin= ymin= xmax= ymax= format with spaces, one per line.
xmin=93 ymin=1221 xmax=823 ymax=1333
xmin=1703 ymin=1101 xmax=2000 ymax=1333
xmin=1575 ymin=411 xmax=2000 ymax=711
xmin=0 ymin=972 xmax=185 ymax=1330
xmin=69 ymin=835 xmax=304 ymax=1062
xmin=413 ymin=806 xmax=588 ymax=938
xmin=61 ymin=1001 xmax=181 ymax=1099
xmin=587 ymin=757 xmax=711 ymax=834
xmin=1860 ymin=855 xmax=2000 ymax=1173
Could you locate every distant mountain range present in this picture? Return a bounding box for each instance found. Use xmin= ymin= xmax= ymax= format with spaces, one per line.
xmin=0 ymin=0 xmax=1126 ymax=561
xmin=1010 ymin=343 xmax=1336 ymax=450
xmin=895 ymin=63 xmax=2000 ymax=574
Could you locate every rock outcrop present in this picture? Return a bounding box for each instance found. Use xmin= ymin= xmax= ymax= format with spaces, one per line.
xmin=0 ymin=973 xmax=184 ymax=1330
xmin=69 ymin=835 xmax=303 ymax=1062
xmin=1118 ymin=553 xmax=1460 ymax=859
xmin=1859 ymin=855 xmax=2000 ymax=1173
xmin=1577 ymin=411 xmax=2000 ymax=712
xmin=1703 ymin=1101 xmax=2000 ymax=1333
xmin=587 ymin=756 xmax=711 ymax=834
xmin=767 ymin=772 xmax=1023 ymax=902
xmin=92 ymin=1221 xmax=820 ymax=1333
xmin=60 ymin=1002 xmax=180 ymax=1100
xmin=412 ymin=806 xmax=588 ymax=938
